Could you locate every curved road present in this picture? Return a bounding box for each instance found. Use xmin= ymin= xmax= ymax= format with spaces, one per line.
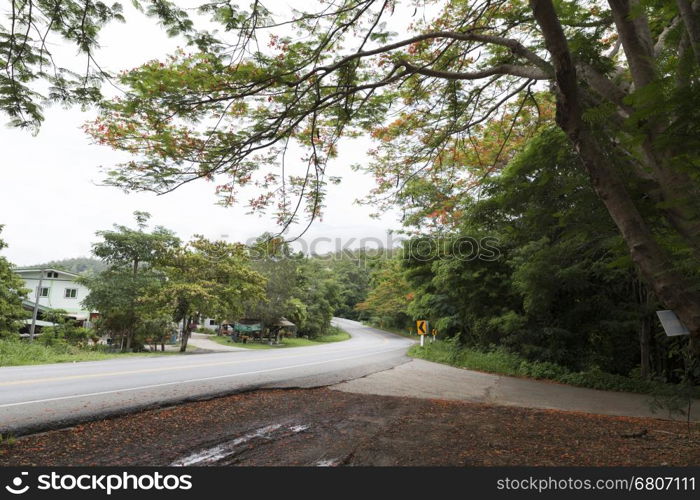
xmin=0 ymin=318 xmax=412 ymax=435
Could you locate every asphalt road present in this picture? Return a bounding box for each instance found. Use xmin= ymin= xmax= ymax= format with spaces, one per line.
xmin=0 ymin=318 xmax=412 ymax=434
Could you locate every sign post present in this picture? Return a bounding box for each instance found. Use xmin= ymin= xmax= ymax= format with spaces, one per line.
xmin=29 ymin=268 xmax=46 ymax=342
xmin=416 ymin=320 xmax=427 ymax=347
xmin=656 ymin=310 xmax=690 ymax=337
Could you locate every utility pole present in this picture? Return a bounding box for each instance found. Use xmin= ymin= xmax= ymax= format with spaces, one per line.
xmin=29 ymin=269 xmax=45 ymax=341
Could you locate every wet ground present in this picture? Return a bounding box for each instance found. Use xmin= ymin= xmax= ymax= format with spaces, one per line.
xmin=1 ymin=388 xmax=698 ymax=466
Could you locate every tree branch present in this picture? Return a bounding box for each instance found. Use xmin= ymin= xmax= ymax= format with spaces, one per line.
xmin=608 ymin=0 xmax=656 ymax=88
xmin=676 ymin=0 xmax=700 ymax=64
xmin=302 ymin=29 xmax=553 ymax=84
xmin=399 ymin=60 xmax=550 ymax=80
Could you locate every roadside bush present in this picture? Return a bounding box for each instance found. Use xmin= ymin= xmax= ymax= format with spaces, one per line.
xmin=39 ymin=325 xmax=92 ymax=348
xmin=37 ymin=332 xmax=72 ymax=351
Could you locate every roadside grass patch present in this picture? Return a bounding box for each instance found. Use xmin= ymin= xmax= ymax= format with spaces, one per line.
xmin=0 ymin=339 xmax=189 ymax=367
xmin=409 ymin=340 xmax=699 ymax=398
xmin=0 ymin=434 xmax=16 ymax=446
xmin=363 ymin=322 xmax=415 ymax=339
xmin=205 ymin=327 xmax=350 ymax=349
xmin=208 ymin=336 xmax=275 ymax=349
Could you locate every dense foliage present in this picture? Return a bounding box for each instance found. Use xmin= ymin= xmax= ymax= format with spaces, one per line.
xmin=358 ymin=127 xmax=695 ymax=383
xmin=0 ymin=226 xmax=29 ymax=336
xmin=246 ymin=237 xmax=353 ymax=338
xmin=80 ymin=212 xmax=182 ymax=351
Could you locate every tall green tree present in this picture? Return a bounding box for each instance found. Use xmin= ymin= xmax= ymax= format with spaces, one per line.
xmin=355 ymin=256 xmax=411 ymax=329
xmin=245 ymin=235 xmax=341 ymax=338
xmin=84 ymin=212 xmax=180 ymax=350
xmin=320 ymin=250 xmax=373 ymax=321
xmin=80 ymin=267 xmax=165 ymax=350
xmin=0 ymin=226 xmax=29 ymax=336
xmin=245 ymin=235 xmax=303 ymax=325
xmin=152 ymin=236 xmax=266 ymax=351
xmin=296 ymin=259 xmax=342 ymax=338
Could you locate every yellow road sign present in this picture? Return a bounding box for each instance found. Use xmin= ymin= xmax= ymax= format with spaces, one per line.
xmin=416 ymin=320 xmax=427 ymax=335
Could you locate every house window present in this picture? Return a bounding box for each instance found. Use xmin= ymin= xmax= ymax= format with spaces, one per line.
xmin=64 ymin=288 xmax=78 ymax=299
xmin=39 ymin=287 xmax=49 ymax=297
xmin=47 ymin=271 xmax=59 ymax=278
xmin=209 ymin=319 xmax=216 ymax=326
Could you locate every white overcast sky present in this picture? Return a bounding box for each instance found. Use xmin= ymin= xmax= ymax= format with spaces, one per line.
xmin=0 ymin=2 xmax=408 ymax=266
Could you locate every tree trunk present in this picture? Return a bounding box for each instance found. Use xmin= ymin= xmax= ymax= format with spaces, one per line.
xmin=640 ymin=316 xmax=652 ymax=379
xmin=531 ymin=0 xmax=700 ymax=356
xmin=638 ymin=282 xmax=653 ymax=379
xmin=180 ymin=317 xmax=190 ymax=352
xmin=608 ymin=0 xmax=700 ymax=251
xmin=676 ymin=0 xmax=700 ymax=64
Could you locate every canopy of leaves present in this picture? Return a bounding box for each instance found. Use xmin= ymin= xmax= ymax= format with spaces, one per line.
xmin=151 ymin=236 xmax=267 ymax=324
xmin=0 ymin=0 xmax=196 ymax=131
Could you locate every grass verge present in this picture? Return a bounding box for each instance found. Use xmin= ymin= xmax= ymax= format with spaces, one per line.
xmin=206 ymin=327 xmax=350 ymax=349
xmin=0 ymin=339 xmax=194 ymax=367
xmin=408 ymin=340 xmax=699 ymax=399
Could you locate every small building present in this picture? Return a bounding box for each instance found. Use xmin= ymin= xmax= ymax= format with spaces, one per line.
xmin=201 ymin=317 xmax=223 ymax=332
xmin=271 ymin=317 xmax=297 ymax=337
xmin=15 ymin=268 xmax=94 ymax=324
xmin=232 ymin=319 xmax=263 ymax=338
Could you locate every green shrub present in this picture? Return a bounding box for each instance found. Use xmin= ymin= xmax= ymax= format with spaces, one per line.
xmin=0 ymin=338 xmax=112 ymax=366
xmin=518 ymin=360 xmax=568 ymax=379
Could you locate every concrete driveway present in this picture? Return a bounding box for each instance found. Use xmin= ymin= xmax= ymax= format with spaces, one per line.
xmin=187 ymin=332 xmax=248 ymax=351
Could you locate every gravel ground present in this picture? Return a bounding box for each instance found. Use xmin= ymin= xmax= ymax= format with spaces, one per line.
xmin=1 ymin=388 xmax=698 ymax=466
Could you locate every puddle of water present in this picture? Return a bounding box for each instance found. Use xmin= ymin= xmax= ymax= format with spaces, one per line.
xmin=171 ymin=423 xmax=310 ymax=466
xmin=172 ymin=424 xmax=282 ymax=466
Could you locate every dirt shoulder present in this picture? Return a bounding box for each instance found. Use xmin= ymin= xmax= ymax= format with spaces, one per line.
xmin=1 ymin=388 xmax=697 ymax=466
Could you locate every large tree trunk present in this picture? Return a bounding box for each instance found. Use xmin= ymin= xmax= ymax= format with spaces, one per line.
xmin=634 ymin=279 xmax=654 ymax=378
xmin=676 ymin=0 xmax=700 ymax=64
xmin=180 ymin=317 xmax=190 ymax=352
xmin=531 ymin=0 xmax=700 ymax=355
xmin=640 ymin=320 xmax=652 ymax=379
xmin=638 ymin=282 xmax=653 ymax=379
xmin=607 ymin=0 xmax=700 ymax=251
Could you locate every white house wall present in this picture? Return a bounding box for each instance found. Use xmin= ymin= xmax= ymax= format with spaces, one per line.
xmin=17 ymin=269 xmax=91 ymax=317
